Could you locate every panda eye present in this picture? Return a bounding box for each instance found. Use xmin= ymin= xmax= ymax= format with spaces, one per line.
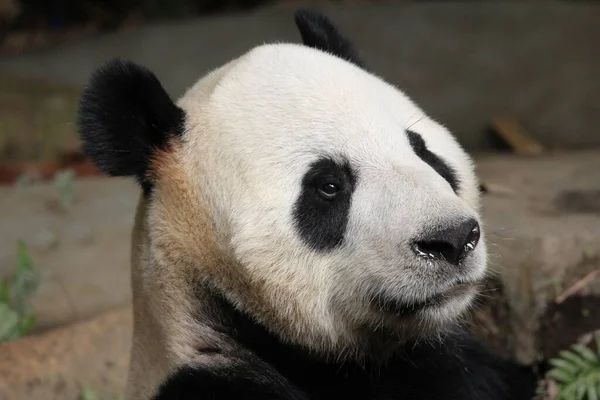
xmin=317 ymin=182 xmax=340 ymax=200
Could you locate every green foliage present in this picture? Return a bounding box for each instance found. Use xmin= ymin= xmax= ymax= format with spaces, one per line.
xmin=80 ymin=386 xmax=99 ymax=400
xmin=79 ymin=386 xmax=124 ymax=400
xmin=545 ymin=332 xmax=600 ymax=400
xmin=54 ymin=168 xmax=77 ymax=211
xmin=0 ymin=241 xmax=39 ymax=344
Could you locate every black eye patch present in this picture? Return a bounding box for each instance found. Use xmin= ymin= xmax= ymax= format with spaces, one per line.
xmin=293 ymin=157 xmax=357 ymax=251
xmin=406 ymin=130 xmax=460 ymax=194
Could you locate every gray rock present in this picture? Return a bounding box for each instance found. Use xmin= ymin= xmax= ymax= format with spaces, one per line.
xmin=0 ymin=177 xmax=138 ymax=332
xmin=477 ymin=151 xmax=600 ymax=363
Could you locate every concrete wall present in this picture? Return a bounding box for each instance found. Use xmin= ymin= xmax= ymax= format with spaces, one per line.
xmin=0 ymin=2 xmax=598 ymax=150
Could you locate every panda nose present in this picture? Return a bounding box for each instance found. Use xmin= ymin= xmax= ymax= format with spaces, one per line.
xmin=412 ymin=219 xmax=480 ymax=265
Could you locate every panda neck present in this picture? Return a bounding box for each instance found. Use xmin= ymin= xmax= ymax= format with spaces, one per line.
xmin=205 ymin=288 xmax=427 ymax=373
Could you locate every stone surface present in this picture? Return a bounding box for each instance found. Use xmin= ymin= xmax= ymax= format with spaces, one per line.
xmin=0 ymin=2 xmax=598 ymax=150
xmin=0 ymin=306 xmax=131 ymax=400
xmin=0 ymin=177 xmax=138 ymax=333
xmin=475 ymin=150 xmax=600 ymax=363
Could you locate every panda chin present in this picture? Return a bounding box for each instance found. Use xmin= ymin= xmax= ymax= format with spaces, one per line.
xmin=374 ymin=280 xmax=480 ymax=319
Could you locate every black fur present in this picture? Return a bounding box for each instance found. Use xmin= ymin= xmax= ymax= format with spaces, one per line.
xmin=407 ymin=130 xmax=460 ymax=194
xmin=292 ymin=157 xmax=357 ymax=251
xmin=153 ymin=363 xmax=307 ymax=400
xmin=151 ymin=292 xmax=538 ymax=400
xmin=294 ymin=9 xmax=365 ymax=68
xmin=77 ymin=58 xmax=185 ymax=194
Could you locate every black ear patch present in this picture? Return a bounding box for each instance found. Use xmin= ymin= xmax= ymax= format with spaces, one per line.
xmin=294 ymin=9 xmax=365 ymax=68
xmin=77 ymin=59 xmax=185 ymax=194
xmin=407 ymin=130 xmax=460 ymax=194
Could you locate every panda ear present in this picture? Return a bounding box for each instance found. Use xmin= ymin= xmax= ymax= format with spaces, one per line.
xmin=77 ymin=59 xmax=185 ymax=193
xmin=294 ymin=8 xmax=365 ymax=68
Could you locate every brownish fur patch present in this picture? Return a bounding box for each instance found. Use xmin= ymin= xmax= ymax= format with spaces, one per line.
xmin=150 ymin=141 xmax=247 ymax=292
xmin=127 ymin=142 xmax=237 ymax=399
xmin=148 ymin=141 xmax=310 ymax=350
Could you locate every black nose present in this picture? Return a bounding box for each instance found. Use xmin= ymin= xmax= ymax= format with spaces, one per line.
xmin=412 ymin=219 xmax=480 ymax=265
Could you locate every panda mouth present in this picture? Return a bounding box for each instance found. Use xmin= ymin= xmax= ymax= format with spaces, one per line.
xmin=372 ymin=280 xmax=479 ymax=316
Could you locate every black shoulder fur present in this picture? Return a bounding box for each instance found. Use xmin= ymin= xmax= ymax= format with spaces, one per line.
xmin=149 ymin=291 xmax=538 ymax=400
xmin=150 ymin=292 xmax=538 ymax=400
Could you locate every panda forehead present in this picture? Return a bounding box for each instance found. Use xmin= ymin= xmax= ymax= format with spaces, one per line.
xmin=181 ymin=44 xmax=448 ymax=166
xmin=207 ymin=43 xmax=419 ymax=123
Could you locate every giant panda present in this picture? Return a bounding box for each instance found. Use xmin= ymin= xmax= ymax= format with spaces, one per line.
xmin=77 ymin=9 xmax=538 ymax=400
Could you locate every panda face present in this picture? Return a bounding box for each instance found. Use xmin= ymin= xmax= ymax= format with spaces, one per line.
xmin=78 ymin=10 xmax=486 ymax=356
xmin=171 ymin=43 xmax=486 ymax=350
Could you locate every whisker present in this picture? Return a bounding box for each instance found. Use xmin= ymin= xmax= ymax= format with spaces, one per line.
xmin=405 ymin=112 xmax=425 ymax=132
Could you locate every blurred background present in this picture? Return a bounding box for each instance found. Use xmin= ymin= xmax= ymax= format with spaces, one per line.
xmin=0 ymin=0 xmax=598 ymax=399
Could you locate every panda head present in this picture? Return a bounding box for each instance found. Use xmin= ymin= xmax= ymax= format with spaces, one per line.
xmin=78 ymin=10 xmax=487 ymax=357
